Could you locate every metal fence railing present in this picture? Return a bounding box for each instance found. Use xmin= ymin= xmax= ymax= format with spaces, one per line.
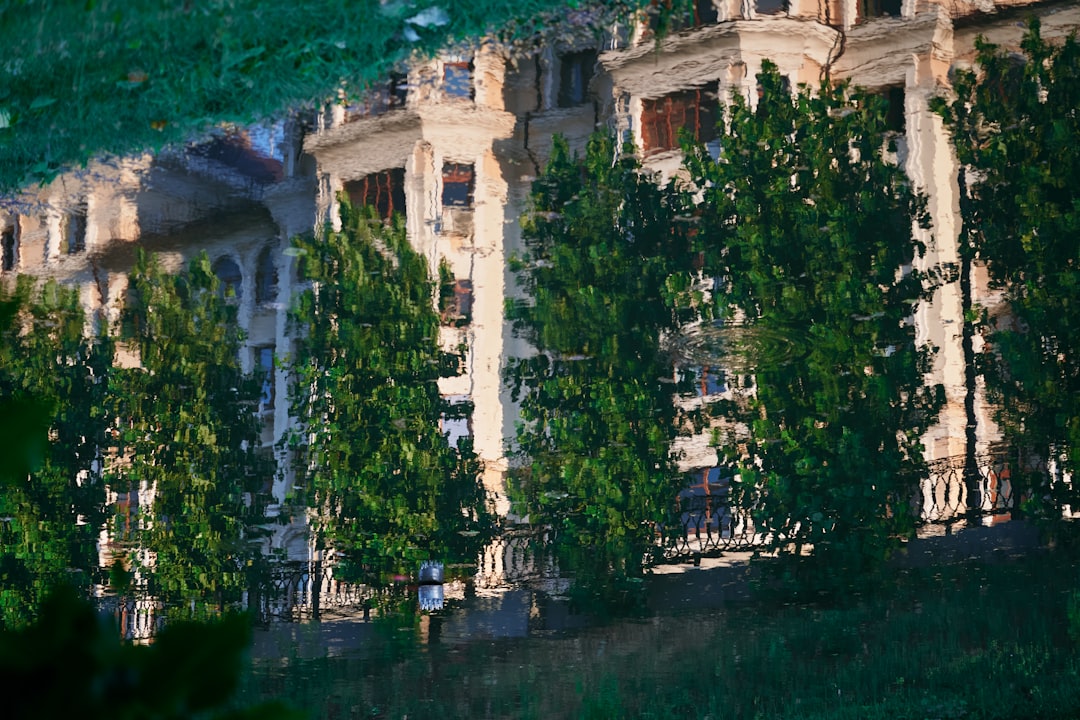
xmin=658 ymin=448 xmax=1057 ymax=561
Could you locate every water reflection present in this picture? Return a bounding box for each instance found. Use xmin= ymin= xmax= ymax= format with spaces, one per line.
xmin=1 ymin=5 xmax=1079 ymax=717
xmin=667 ymin=318 xmax=809 ymax=372
xmin=240 ymin=547 xmax=1079 ymax=719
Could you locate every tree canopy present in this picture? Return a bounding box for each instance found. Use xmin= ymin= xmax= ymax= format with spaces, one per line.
xmin=506 ymin=133 xmax=701 ymax=610
xmin=508 ymin=65 xmax=944 ymax=593
xmin=0 ymin=278 xmax=112 ymax=628
xmin=287 ymin=202 xmax=493 ymax=586
xmin=112 ymin=250 xmax=272 ymax=616
xmin=685 ymin=63 xmax=942 ymax=575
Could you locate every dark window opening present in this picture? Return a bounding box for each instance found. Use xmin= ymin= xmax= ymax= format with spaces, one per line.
xmin=213 ymin=256 xmax=243 ymax=301
xmin=256 ymin=346 xmax=275 ymax=413
xmin=388 ymin=72 xmax=410 ymax=107
xmin=440 ymin=279 xmax=473 ymax=326
xmin=860 ymin=0 xmax=901 ymax=19
xmin=884 ymin=85 xmax=905 ymax=133
xmin=66 ymin=209 xmax=87 ymax=254
xmin=756 ymin=0 xmax=787 ymax=14
xmin=442 ymin=163 xmax=475 ymax=208
xmin=641 ymin=83 xmax=720 ymax=154
xmin=255 ymin=246 xmax=278 ymax=306
xmin=648 ymin=0 xmax=719 ymax=32
xmin=558 ymin=50 xmax=597 ymax=108
xmin=345 ymin=168 xmax=407 ymax=222
xmin=443 ymin=61 xmax=474 ymax=100
xmin=1 ymin=228 xmax=15 ymax=272
xmin=696 ymin=0 xmax=720 ymax=24
xmin=256 ymin=448 xmax=275 ymax=495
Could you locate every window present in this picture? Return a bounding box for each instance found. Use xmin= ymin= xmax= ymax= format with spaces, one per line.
xmin=113 ymin=487 xmax=141 ymax=537
xmin=442 ymin=163 xmax=475 ymax=208
xmin=388 ymin=72 xmax=410 ymax=107
xmin=756 ymin=0 xmax=787 ymax=14
xmin=884 ymin=85 xmax=905 ymax=133
xmin=344 ymin=168 xmax=406 ymax=221
xmin=640 ymin=83 xmax=720 ymax=154
xmin=443 ymin=61 xmax=474 ymax=100
xmin=696 ymin=366 xmax=726 ymax=396
xmin=1 ymin=228 xmax=15 ymax=272
xmin=255 ymin=447 xmax=276 ymax=496
xmin=66 ymin=208 xmax=87 ymax=254
xmin=440 ymin=279 xmax=473 ymax=326
xmin=255 ymin=246 xmax=278 ymax=306
xmin=213 ymin=256 xmax=243 ymax=301
xmin=256 ymin=346 xmax=275 ymax=413
xmin=677 ymin=466 xmax=734 ymax=536
xmin=647 ymin=0 xmax=718 ymax=32
xmin=558 ymin=50 xmax=597 ymax=108
xmin=696 ymin=0 xmax=719 ymax=24
xmin=860 ymin=0 xmax=901 ymax=19
xmin=440 ymin=394 xmax=473 ymax=448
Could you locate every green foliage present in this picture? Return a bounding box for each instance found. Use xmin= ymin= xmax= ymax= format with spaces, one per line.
xmin=288 ymin=202 xmax=492 ymax=585
xmin=935 ymin=20 xmax=1080 ymax=511
xmin=0 ymin=586 xmax=299 ymax=720
xmin=0 ymin=266 xmax=298 ymax=717
xmin=0 ymin=0 xmax=646 ymax=193
xmin=0 ymin=277 xmax=112 ymax=628
xmin=507 ymin=133 xmax=700 ymax=609
xmin=113 ymin=250 xmax=272 ymax=615
xmin=683 ymin=63 xmax=942 ymax=576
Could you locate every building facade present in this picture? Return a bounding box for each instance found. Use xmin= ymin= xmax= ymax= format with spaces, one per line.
xmin=2 ymin=0 xmax=1078 ymax=573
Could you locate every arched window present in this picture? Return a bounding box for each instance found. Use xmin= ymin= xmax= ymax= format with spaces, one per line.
xmin=255 ymin=246 xmax=278 ymax=306
xmin=212 ymin=256 xmax=243 ymax=301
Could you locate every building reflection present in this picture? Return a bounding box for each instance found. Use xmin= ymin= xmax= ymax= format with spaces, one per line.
xmin=3 ymin=0 xmax=1078 ymax=625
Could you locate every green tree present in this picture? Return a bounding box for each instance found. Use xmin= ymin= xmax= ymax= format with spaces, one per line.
xmin=112 ymin=251 xmax=271 ymax=616
xmin=684 ymin=64 xmax=942 ymax=577
xmin=506 ymin=134 xmax=701 ymax=610
xmin=287 ymin=202 xmax=492 ymax=586
xmin=934 ymin=21 xmax=1080 ymax=514
xmin=0 ymin=277 xmax=113 ymax=628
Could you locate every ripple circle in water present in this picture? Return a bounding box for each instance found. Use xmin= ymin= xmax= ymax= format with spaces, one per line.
xmin=668 ymin=320 xmax=807 ymax=372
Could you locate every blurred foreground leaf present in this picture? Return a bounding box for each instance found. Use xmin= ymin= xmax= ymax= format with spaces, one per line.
xmin=0 ymin=587 xmax=300 ymax=720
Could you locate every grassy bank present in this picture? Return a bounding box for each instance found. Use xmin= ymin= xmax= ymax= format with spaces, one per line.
xmin=0 ymin=0 xmax=638 ymax=194
xmin=241 ymin=548 xmax=1080 ymax=718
